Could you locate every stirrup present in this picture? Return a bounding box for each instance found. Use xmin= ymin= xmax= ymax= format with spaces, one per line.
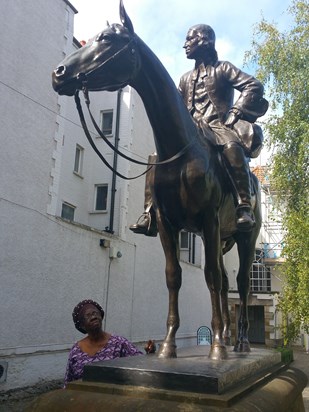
xmin=129 ymin=212 xmax=158 ymax=237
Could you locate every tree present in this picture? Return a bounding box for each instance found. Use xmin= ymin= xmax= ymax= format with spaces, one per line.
xmin=245 ymin=0 xmax=309 ymax=344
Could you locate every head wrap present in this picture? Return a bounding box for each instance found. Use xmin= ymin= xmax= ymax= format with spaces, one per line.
xmin=72 ymin=299 xmax=104 ymax=334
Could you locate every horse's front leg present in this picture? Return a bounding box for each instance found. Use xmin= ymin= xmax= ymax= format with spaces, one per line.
xmin=156 ymin=216 xmax=181 ymax=359
xmin=234 ymin=233 xmax=255 ymax=352
xmin=203 ymin=215 xmax=228 ymax=360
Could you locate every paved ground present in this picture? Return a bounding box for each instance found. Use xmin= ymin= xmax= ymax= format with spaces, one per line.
xmin=0 ymin=346 xmax=308 ymax=411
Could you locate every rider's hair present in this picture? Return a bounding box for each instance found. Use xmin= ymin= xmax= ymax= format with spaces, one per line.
xmin=190 ymin=24 xmax=216 ymax=49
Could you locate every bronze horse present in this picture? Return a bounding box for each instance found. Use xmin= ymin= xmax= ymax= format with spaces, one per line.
xmin=52 ymin=1 xmax=261 ymax=360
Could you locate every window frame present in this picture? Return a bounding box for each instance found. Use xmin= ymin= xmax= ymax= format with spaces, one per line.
xmin=94 ymin=184 xmax=108 ymax=212
xmin=250 ymin=249 xmax=271 ymax=293
xmin=179 ymin=230 xmax=199 ymax=266
xmin=73 ymin=144 xmax=84 ymax=177
xmin=100 ymin=110 xmax=114 ymax=137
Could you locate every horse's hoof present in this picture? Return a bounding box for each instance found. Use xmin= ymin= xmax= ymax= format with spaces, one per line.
xmin=209 ymin=344 xmax=228 ymax=360
xmin=157 ymin=342 xmax=177 ymax=358
xmin=234 ymin=340 xmax=251 ymax=352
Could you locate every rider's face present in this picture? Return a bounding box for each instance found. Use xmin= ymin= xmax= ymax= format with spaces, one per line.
xmin=183 ymin=29 xmax=205 ymax=60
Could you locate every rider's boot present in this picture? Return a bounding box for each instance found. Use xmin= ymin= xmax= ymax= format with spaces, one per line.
xmin=222 ymin=142 xmax=255 ymax=232
xmin=129 ymin=154 xmax=158 ymax=237
xmin=129 ymin=205 xmax=157 ymax=236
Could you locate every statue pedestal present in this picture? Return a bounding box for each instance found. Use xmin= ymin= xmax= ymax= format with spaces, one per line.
xmin=28 ymin=346 xmax=307 ymax=411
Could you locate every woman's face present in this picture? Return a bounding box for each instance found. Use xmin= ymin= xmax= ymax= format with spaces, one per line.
xmin=81 ymin=305 xmax=103 ymax=332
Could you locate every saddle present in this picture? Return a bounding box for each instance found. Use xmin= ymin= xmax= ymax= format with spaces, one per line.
xmin=198 ymin=119 xmax=264 ymax=159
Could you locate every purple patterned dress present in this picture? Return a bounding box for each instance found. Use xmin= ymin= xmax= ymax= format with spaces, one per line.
xmin=64 ymin=335 xmax=142 ymax=387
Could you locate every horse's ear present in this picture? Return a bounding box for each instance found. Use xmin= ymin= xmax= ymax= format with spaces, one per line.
xmin=119 ymin=0 xmax=134 ymax=34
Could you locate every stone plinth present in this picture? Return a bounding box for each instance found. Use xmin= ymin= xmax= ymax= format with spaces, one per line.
xmin=84 ymin=345 xmax=281 ymax=394
xmin=27 ymin=346 xmax=308 ymax=411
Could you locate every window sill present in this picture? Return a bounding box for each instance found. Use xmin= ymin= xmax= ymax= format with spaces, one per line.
xmin=73 ymin=171 xmax=84 ymax=179
xmin=180 ymin=259 xmax=202 ymax=268
xmin=89 ymin=210 xmax=108 ymax=214
xmin=96 ymin=134 xmax=113 ymax=138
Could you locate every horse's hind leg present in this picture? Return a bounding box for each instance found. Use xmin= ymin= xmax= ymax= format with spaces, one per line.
xmin=156 ymin=217 xmax=181 ymax=359
xmin=221 ymin=260 xmax=231 ymax=346
xmin=234 ymin=232 xmax=255 ymax=352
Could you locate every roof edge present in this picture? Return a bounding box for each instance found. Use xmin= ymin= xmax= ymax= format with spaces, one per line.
xmin=63 ymin=0 xmax=78 ymax=14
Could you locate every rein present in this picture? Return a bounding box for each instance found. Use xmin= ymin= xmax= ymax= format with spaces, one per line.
xmin=74 ymin=38 xmax=194 ymax=179
xmin=75 ymin=88 xmax=194 ymax=179
xmin=75 ymin=90 xmax=150 ymax=180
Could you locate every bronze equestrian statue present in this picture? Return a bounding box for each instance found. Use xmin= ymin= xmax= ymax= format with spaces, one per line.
xmin=130 ymin=24 xmax=268 ymax=236
xmin=52 ymin=1 xmax=268 ymax=360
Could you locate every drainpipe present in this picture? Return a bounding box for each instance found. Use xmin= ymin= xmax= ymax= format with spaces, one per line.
xmin=188 ymin=232 xmax=192 ymax=263
xmin=192 ymin=233 xmax=196 ymax=265
xmin=106 ymin=89 xmax=122 ymax=234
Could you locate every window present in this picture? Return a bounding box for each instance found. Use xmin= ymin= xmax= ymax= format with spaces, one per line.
xmin=100 ymin=110 xmax=113 ymax=136
xmin=95 ymin=185 xmax=108 ymax=211
xmin=180 ymin=231 xmax=190 ymax=250
xmin=179 ymin=230 xmax=200 ymax=265
xmin=250 ymin=249 xmax=271 ymax=292
xmin=61 ymin=202 xmax=75 ymax=221
xmin=65 ymin=9 xmax=70 ymax=30
xmin=73 ymin=144 xmax=84 ymax=176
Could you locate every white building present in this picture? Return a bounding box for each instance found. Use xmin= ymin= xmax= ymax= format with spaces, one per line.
xmin=0 ymin=0 xmax=212 ymax=391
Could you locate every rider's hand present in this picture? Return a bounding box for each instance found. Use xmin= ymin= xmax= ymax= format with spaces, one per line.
xmin=224 ymin=109 xmax=242 ymax=128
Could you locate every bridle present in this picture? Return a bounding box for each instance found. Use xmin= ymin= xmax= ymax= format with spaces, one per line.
xmin=74 ymin=37 xmax=194 ymax=180
xmin=77 ymin=37 xmax=139 ymax=92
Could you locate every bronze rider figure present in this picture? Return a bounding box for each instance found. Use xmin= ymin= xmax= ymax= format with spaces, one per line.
xmin=130 ymin=24 xmax=268 ymax=235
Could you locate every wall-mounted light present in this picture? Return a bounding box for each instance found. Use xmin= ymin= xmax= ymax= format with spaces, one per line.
xmin=0 ymin=362 xmax=8 ymax=383
xmin=100 ymin=239 xmax=110 ymax=248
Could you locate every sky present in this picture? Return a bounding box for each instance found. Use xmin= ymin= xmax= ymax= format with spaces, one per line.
xmin=70 ymin=0 xmax=293 ymax=165
xmin=70 ymin=0 xmax=293 ymax=84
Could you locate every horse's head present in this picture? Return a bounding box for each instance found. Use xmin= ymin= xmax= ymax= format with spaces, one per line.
xmin=52 ymin=1 xmax=138 ymax=96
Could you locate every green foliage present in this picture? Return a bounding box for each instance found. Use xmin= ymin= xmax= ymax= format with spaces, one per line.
xmin=276 ymin=347 xmax=294 ymax=364
xmin=246 ymin=1 xmax=309 ymax=342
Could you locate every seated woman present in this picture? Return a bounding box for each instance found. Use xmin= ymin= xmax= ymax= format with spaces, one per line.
xmin=64 ymin=299 xmax=142 ymax=387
